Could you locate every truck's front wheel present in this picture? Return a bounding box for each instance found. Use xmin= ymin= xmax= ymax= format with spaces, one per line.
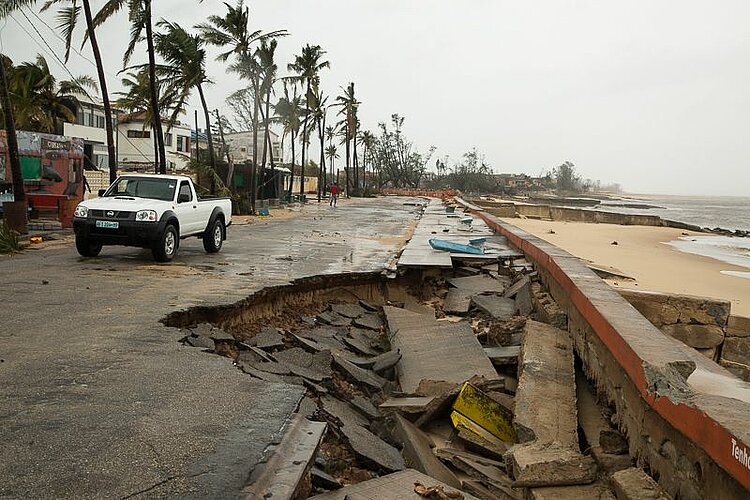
xmin=203 ymin=218 xmax=224 ymax=253
xmin=153 ymin=224 xmax=178 ymax=262
xmin=75 ymin=235 xmax=102 ymax=257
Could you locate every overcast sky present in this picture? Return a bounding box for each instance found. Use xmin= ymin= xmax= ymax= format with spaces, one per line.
xmin=2 ymin=0 xmax=749 ymax=196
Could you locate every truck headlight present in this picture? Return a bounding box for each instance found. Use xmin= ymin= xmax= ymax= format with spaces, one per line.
xmin=74 ymin=205 xmax=89 ymax=218
xmin=135 ymin=210 xmax=158 ymax=222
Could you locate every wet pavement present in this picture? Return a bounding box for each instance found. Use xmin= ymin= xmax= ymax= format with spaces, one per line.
xmin=0 ymin=197 xmax=421 ymax=498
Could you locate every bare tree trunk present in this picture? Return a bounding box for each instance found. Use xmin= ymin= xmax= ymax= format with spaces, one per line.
xmin=82 ymin=0 xmax=117 ymax=183
xmin=197 ymin=84 xmax=216 ymax=194
xmin=344 ymin=122 xmax=351 ymax=197
xmin=0 ymin=60 xmax=24 ymax=204
xmin=287 ymin=128 xmax=295 ymax=199
xmin=319 ymin=112 xmax=326 ymax=202
xmin=353 ymin=131 xmax=358 ymax=195
xmin=144 ymin=0 xmax=166 ymax=174
xmin=215 ymin=109 xmax=233 ymax=188
xmin=250 ymin=74 xmax=259 ymax=212
xmin=299 ymin=81 xmax=309 ymax=200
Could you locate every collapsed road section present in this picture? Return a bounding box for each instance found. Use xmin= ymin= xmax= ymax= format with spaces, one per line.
xmin=159 ymin=198 xmax=672 ymax=499
xmin=162 ymin=197 xmax=749 ymax=498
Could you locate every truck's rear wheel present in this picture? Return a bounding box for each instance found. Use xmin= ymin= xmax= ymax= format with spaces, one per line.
xmin=203 ymin=218 xmax=224 ymax=253
xmin=75 ymin=235 xmax=102 ymax=257
xmin=153 ymin=224 xmax=178 ymax=262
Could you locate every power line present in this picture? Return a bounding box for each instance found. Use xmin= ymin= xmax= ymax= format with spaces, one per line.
xmin=25 ymin=6 xmax=97 ymax=66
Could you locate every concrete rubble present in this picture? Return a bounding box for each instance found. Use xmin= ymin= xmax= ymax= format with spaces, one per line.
xmin=172 ymin=203 xmax=678 ymax=498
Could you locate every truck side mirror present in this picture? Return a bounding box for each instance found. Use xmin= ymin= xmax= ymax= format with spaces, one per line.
xmin=98 ymin=189 xmax=106 ymax=197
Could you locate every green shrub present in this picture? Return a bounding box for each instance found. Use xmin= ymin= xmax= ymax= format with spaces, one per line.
xmin=0 ymin=222 xmax=22 ymax=254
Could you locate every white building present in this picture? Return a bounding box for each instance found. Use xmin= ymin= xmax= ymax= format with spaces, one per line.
xmin=224 ymin=129 xmax=283 ymax=165
xmin=116 ymin=112 xmax=193 ymax=172
xmin=63 ymin=94 xmax=111 ymax=170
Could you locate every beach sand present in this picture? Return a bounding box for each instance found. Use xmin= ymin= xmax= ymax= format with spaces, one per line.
xmin=502 ymin=218 xmax=750 ymax=317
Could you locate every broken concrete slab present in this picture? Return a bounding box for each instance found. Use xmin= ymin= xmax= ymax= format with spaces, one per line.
xmin=576 ymin=372 xmax=632 ymax=474
xmin=297 ymin=396 xmax=318 ymax=419
xmin=294 ymin=330 xmax=349 ymax=352
xmin=275 ymin=347 xmax=333 ymax=378
xmin=452 ymin=382 xmax=516 ymax=442
xmin=471 ymin=295 xmax=517 ymax=320
xmin=448 ymin=274 xmax=509 ymax=294
xmin=379 ymin=396 xmax=435 ymax=414
xmin=310 ymin=469 xmax=477 ymax=500
xmin=515 ymin=282 xmax=533 ymax=316
xmin=611 ymin=468 xmax=670 ymax=500
xmin=448 ymin=455 xmax=520 ymax=499
xmin=353 ymin=313 xmax=384 ymax=331
xmin=487 ymin=391 xmax=515 ymax=415
xmin=359 ymin=299 xmax=379 ymax=312
xmin=340 ymin=423 xmax=405 ymax=473
xmin=531 ymin=282 xmax=568 ymax=330
xmin=331 ymin=303 xmax=367 ymax=319
xmin=484 ymin=346 xmax=520 ymax=365
xmin=244 ymin=415 xmax=326 ymax=499
xmin=372 ymin=349 xmax=402 ymax=374
xmin=247 ymin=327 xmax=284 ymax=349
xmin=529 ymin=483 xmax=615 ymax=500
xmin=503 ymin=276 xmax=531 ymax=299
xmin=392 ymin=414 xmax=461 ymax=488
xmin=444 ymin=288 xmax=472 ymax=315
xmin=384 ymin=306 xmax=499 ymax=394
xmin=509 ymin=443 xmax=597 ymax=488
xmin=456 ymin=427 xmax=509 ymax=462
xmin=332 ymin=353 xmax=387 ymax=391
xmin=403 ymin=301 xmax=435 ymax=316
xmin=186 ymin=335 xmax=215 ymax=350
xmin=343 ymin=335 xmax=379 ymax=356
xmin=350 ymin=395 xmax=380 ymax=420
xmin=311 ymin=467 xmax=341 ymax=491
xmin=508 ymin=320 xmax=595 ymax=487
xmin=317 ymin=310 xmax=352 ymax=327
xmin=513 ymin=320 xmax=578 ymax=445
xmin=320 ymin=395 xmax=369 ymax=428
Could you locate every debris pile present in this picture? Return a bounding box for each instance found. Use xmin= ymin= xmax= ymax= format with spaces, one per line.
xmin=179 ymin=244 xmax=662 ymax=499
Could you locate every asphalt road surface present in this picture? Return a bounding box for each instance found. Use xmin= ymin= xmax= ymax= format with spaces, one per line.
xmin=0 ymin=197 xmax=420 ymax=498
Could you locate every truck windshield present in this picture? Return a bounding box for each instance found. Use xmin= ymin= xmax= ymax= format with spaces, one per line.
xmin=104 ymin=177 xmax=177 ymax=201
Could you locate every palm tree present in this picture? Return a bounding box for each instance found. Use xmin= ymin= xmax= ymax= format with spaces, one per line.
xmin=273 ymin=82 xmax=302 ymax=199
xmin=335 ymin=82 xmax=358 ymax=195
xmin=153 ymin=21 xmax=217 ymax=191
xmin=7 ymin=54 xmax=95 ymax=134
xmin=115 ymin=68 xmax=182 ymax=172
xmin=0 ymin=55 xmax=25 ymax=231
xmin=2 ymin=0 xmax=119 ymax=181
xmin=94 ymin=0 xmax=166 ymax=173
xmin=287 ymin=44 xmax=329 ymax=200
xmin=197 ymin=0 xmax=285 ymax=212
xmin=359 ymin=129 xmax=375 ymax=190
xmin=257 ymin=38 xmax=278 ymax=198
xmin=325 ymin=144 xmax=338 ymax=187
xmin=309 ymin=84 xmax=329 ymax=202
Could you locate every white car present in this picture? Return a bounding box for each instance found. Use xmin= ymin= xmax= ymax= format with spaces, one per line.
xmin=73 ymin=174 xmax=232 ymax=262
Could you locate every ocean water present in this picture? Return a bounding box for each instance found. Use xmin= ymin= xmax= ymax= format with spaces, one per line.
xmin=597 ymin=195 xmax=750 ymax=278
xmin=598 ymin=195 xmax=750 ymax=233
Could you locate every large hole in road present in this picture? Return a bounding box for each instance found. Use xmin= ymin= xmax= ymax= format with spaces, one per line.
xmin=160 ymin=265 xmax=635 ymax=497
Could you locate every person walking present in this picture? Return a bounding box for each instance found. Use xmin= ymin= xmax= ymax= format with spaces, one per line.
xmin=329 ymin=182 xmax=339 ymax=207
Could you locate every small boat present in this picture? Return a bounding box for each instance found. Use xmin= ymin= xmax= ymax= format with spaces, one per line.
xmin=429 ymin=238 xmax=485 ymax=255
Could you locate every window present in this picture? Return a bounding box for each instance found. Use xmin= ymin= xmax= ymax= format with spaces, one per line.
xmin=127 ymin=130 xmax=151 ymax=138
xmin=177 ymin=135 xmax=189 ymax=152
xmin=96 ymin=115 xmax=105 ymax=129
xmin=76 ymin=108 xmax=85 ymax=125
xmin=164 ymin=133 xmax=172 ymax=147
xmin=104 ymin=176 xmax=176 ymax=201
xmin=178 ymin=181 xmax=192 ymax=202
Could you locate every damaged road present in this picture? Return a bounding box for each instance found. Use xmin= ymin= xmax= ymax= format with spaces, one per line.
xmin=0 ymin=197 xmax=420 ymax=498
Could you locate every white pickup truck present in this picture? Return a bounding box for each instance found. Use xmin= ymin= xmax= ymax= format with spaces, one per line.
xmin=73 ymin=174 xmax=232 ymax=262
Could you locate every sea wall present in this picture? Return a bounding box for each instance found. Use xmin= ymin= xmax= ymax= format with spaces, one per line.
xmin=477 ymin=199 xmax=687 ymax=228
xmin=618 ymin=290 xmax=750 ymax=381
xmin=457 ymin=198 xmax=750 ymax=499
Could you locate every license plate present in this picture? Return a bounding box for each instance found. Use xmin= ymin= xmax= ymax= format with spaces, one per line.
xmin=95 ymin=220 xmax=119 ymax=229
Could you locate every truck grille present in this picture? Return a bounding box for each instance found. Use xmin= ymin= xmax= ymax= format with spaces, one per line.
xmin=90 ymin=210 xmax=135 ymax=220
